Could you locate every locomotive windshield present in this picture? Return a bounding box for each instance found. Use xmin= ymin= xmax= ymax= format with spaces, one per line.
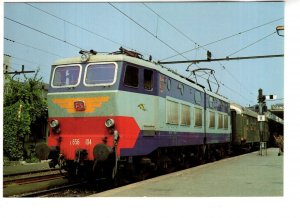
xmin=84 ymin=63 xmax=117 ymax=86
xmin=52 ymin=64 xmax=81 ymax=88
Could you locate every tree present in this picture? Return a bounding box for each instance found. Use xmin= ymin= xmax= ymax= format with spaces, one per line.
xmin=3 ymin=72 xmax=47 ymax=161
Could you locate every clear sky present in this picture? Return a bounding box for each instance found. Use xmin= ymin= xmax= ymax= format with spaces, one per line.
xmin=3 ymin=1 xmax=284 ymax=108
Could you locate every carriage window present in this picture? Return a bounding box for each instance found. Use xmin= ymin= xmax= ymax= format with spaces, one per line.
xmin=166 ymin=99 xmax=179 ymax=125
xmin=144 ymin=69 xmax=153 ymax=91
xmin=181 ymin=104 xmax=191 ymax=126
xmin=218 ymin=114 xmax=224 ymax=129
xmin=85 ymin=63 xmax=116 ymax=86
xmin=194 ymin=91 xmax=201 ymax=105
xmin=209 ymin=96 xmax=214 ymax=108
xmin=209 ymin=111 xmax=215 ymax=128
xmin=52 ymin=65 xmax=81 ymax=87
xmin=124 ymin=65 xmax=139 ymax=87
xmin=194 ymin=107 xmax=203 ymax=127
xmin=224 ymin=114 xmax=229 ymax=129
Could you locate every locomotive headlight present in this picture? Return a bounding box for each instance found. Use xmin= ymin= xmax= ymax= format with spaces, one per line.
xmin=105 ymin=118 xmax=115 ymax=128
xmin=81 ymin=53 xmax=90 ymax=62
xmin=50 ymin=119 xmax=59 ymax=128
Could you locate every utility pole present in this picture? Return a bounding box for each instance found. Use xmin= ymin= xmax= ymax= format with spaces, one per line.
xmin=4 ymin=65 xmax=35 ymax=78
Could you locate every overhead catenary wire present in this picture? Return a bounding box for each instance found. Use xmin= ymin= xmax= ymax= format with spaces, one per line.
xmin=109 ymin=3 xmax=227 ymax=95
xmin=25 ymin=3 xmax=120 ymax=47
xmin=109 ymin=3 xmax=185 ymax=59
xmin=4 ymin=16 xmax=84 ymax=51
xmin=5 ymin=61 xmax=32 ymax=70
xmin=142 ymin=4 xmax=224 ymax=86
xmin=4 ymin=37 xmax=63 ymax=58
xmin=25 ymin=3 xmax=151 ymax=57
xmin=113 ymin=3 xmax=254 ymax=104
xmin=108 ymin=3 xmax=236 ymax=98
xmin=143 ymin=3 xmax=254 ymax=103
xmin=110 ymin=3 xmax=227 ymax=94
xmin=161 ymin=17 xmax=283 ymax=61
xmin=143 ymin=3 xmax=201 ymax=48
xmin=226 ymin=31 xmax=277 ymax=57
xmin=4 ymin=53 xmax=47 ymax=69
xmin=6 ymin=54 xmax=38 ymax=65
xmin=149 ymin=6 xmax=279 ymax=99
xmin=205 ymin=17 xmax=283 ymax=46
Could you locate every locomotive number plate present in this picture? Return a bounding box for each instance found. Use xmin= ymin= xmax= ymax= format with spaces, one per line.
xmin=70 ymin=139 xmax=80 ymax=145
xmin=70 ymin=138 xmax=92 ymax=146
xmin=85 ymin=139 xmax=92 ymax=145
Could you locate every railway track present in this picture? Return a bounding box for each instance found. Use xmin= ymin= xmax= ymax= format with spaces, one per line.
xmin=3 ymin=171 xmax=64 ymax=187
xmin=16 ymin=181 xmax=90 ymax=197
xmin=3 ymin=168 xmax=60 ymax=178
xmin=4 ymin=169 xmax=101 ymax=197
xmin=3 ymin=169 xmax=71 ymax=197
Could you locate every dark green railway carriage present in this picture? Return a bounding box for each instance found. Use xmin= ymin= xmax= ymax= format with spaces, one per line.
xmin=230 ymin=103 xmax=269 ymax=151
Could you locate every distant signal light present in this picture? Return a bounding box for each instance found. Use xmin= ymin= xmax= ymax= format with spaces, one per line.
xmin=266 ymin=95 xmax=277 ymax=100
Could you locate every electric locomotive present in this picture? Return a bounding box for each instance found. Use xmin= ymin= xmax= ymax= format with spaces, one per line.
xmin=37 ymin=48 xmax=232 ymax=180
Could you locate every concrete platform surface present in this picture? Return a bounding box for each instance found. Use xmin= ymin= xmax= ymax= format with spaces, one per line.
xmin=91 ymin=148 xmax=283 ymax=197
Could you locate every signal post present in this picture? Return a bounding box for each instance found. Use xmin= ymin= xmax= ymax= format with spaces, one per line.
xmin=257 ymin=89 xmax=277 ymax=156
xmin=258 ymin=89 xmax=267 ymax=155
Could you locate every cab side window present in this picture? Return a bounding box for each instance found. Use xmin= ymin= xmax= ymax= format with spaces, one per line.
xmin=144 ymin=69 xmax=153 ymax=91
xmin=124 ymin=65 xmax=139 ymax=87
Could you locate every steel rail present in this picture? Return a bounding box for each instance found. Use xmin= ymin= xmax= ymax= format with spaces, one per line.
xmin=3 ymin=173 xmax=64 ymax=187
xmin=3 ymin=168 xmax=60 ymax=178
xmin=16 ymin=181 xmax=88 ymax=197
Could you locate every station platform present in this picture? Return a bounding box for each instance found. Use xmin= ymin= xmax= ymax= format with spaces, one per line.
xmin=91 ymin=148 xmax=283 ymax=197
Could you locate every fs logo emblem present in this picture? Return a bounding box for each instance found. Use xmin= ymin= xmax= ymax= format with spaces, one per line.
xmin=138 ymin=104 xmax=146 ymax=111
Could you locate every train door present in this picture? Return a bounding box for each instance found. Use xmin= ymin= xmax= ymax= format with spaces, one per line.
xmin=203 ymin=91 xmax=207 ymax=144
xmin=140 ymin=68 xmax=158 ymax=136
xmin=231 ymin=110 xmax=237 ymax=144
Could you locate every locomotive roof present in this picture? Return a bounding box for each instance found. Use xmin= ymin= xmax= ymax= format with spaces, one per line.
xmin=53 ymin=54 xmax=229 ymax=103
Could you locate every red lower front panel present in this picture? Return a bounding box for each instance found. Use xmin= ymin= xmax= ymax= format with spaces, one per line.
xmin=48 ymin=116 xmax=140 ymax=160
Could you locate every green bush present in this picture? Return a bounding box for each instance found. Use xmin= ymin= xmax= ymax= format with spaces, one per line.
xmin=3 ymin=101 xmax=31 ymax=160
xmin=3 ymin=72 xmax=47 ymax=161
